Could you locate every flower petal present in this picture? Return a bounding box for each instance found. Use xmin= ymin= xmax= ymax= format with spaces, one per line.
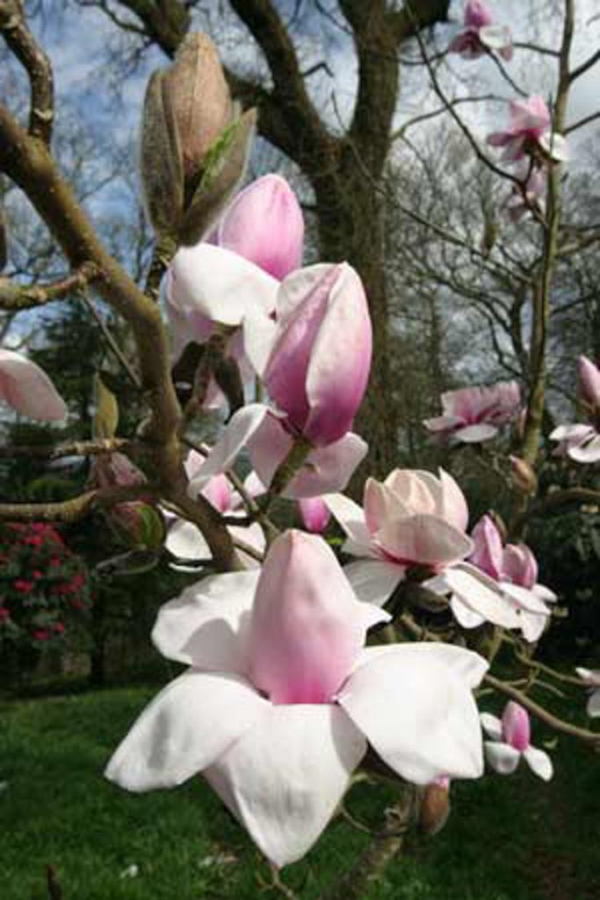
xmin=152 ymin=571 xmax=260 ymax=669
xmin=188 ymin=404 xmax=272 ymax=492
xmin=480 ymin=712 xmax=503 ymax=741
xmin=587 ymin=690 xmax=600 ymax=718
xmin=484 ymin=741 xmax=521 ymax=775
xmin=376 ymin=515 xmax=473 ymax=567
xmin=453 ymin=423 xmax=499 ymax=443
xmin=338 ymin=645 xmax=485 ymax=784
xmin=523 ymin=745 xmax=553 ymax=781
xmin=204 ymin=704 xmax=366 ymax=867
xmin=168 ymin=243 xmax=278 ymax=326
xmin=342 ymin=559 xmax=405 ymax=607
xmin=166 ymin=519 xmax=211 ymax=561
xmin=0 ymin=349 xmax=68 ymax=422
xmin=105 ymin=670 xmax=269 ymax=792
xmin=322 ymin=492 xmax=374 ymax=554
xmin=434 ymin=563 xmax=521 ymax=629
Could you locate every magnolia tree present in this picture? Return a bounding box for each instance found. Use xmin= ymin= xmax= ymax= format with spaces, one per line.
xmin=0 ymin=0 xmax=599 ymax=896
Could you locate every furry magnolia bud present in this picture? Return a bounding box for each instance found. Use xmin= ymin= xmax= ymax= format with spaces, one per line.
xmin=140 ymin=33 xmax=255 ymax=244
xmin=419 ymin=779 xmax=450 ymax=836
xmin=510 ymin=455 xmax=538 ymax=495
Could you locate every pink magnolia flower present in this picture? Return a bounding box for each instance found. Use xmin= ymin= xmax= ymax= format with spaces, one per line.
xmin=487 ymin=96 xmax=568 ymax=164
xmin=214 ymin=174 xmax=304 ymax=280
xmin=467 ymin=515 xmax=556 ymax=641
xmin=481 ymin=702 xmax=553 ymax=780
xmin=423 ymin=381 xmax=521 ymax=444
xmin=326 ymin=470 xmax=517 ymax=629
xmin=187 ymin=262 xmax=372 ymax=498
xmin=575 ymin=668 xmax=600 ymax=718
xmin=550 ymin=356 xmax=600 ymax=463
xmin=106 ymin=530 xmax=487 ymax=867
xmin=298 ymin=496 xmax=331 ymax=534
xmin=163 ymin=175 xmax=303 ymax=408
xmin=165 ymin=452 xmax=265 ymax=569
xmin=0 ymin=348 xmax=67 ymax=422
xmin=449 ymin=1 xmax=513 ymax=61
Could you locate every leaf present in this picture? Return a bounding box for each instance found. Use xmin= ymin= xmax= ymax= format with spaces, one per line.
xmin=178 ymin=108 xmax=257 ymax=246
xmin=93 ymin=374 xmax=119 ymax=439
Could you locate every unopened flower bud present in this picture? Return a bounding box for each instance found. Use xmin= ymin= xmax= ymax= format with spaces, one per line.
xmin=578 ymin=355 xmax=600 ymax=415
xmin=419 ymin=777 xmax=450 ymax=835
xmin=509 ymin=455 xmax=537 ymax=495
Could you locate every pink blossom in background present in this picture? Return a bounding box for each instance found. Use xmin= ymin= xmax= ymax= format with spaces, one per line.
xmin=165 ymin=451 xmax=265 ymax=569
xmin=106 ymin=530 xmax=487 ymax=867
xmin=324 ymin=469 xmax=519 ymax=631
xmin=0 ymin=348 xmax=67 ymax=422
xmin=298 ymin=496 xmax=331 ymax=534
xmin=481 ymin=702 xmax=553 ymax=780
xmin=506 ymin=166 xmax=547 ymax=222
xmin=449 ymin=1 xmax=513 ymax=61
xmin=467 ymin=515 xmax=556 ymax=641
xmin=487 ymin=96 xmax=568 ymax=164
xmin=578 ymin=355 xmax=600 ymax=413
xmin=575 ymin=668 xmax=600 ymax=718
xmin=550 ymin=355 xmax=600 ymax=463
xmin=423 ymin=381 xmax=521 ymax=444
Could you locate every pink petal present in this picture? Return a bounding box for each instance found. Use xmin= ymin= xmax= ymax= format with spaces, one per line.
xmin=464 ymin=0 xmax=493 ymax=28
xmin=201 ymin=473 xmax=233 ymax=514
xmin=298 ymin=496 xmax=331 ymax=533
xmin=375 ymin=514 xmax=473 ymax=567
xmin=578 ymin=355 xmax=600 ymax=409
xmin=204 ymin=703 xmax=366 ymax=867
xmin=501 ymin=543 xmax=537 ymax=588
xmin=0 ymin=349 xmax=67 ymax=422
xmin=363 ymin=477 xmax=409 ymax=535
xmin=217 ymin=174 xmax=304 ymax=279
xmin=304 ymin=263 xmax=372 ymax=446
xmin=501 ymin=701 xmax=530 ymax=751
xmin=470 ymin=514 xmax=504 ymax=579
xmin=246 ymin=531 xmax=387 ymax=704
xmin=104 ymin=670 xmax=269 ymax=792
xmin=509 ymin=96 xmax=550 ymax=134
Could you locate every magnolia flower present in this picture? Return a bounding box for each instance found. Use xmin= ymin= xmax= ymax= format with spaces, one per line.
xmin=467 ymin=515 xmax=556 ymax=641
xmin=449 ymin=1 xmax=512 ymax=61
xmin=165 ymin=452 xmax=264 ymax=568
xmin=487 ymin=96 xmax=568 ymax=164
xmin=212 ymin=174 xmax=304 ymax=280
xmin=575 ymin=668 xmax=600 ymax=718
xmin=298 ymin=496 xmax=331 ymax=534
xmin=0 ymin=348 xmax=67 ymax=422
xmin=423 ymin=382 xmax=520 ymax=444
xmin=550 ymin=356 xmax=600 ymax=463
xmin=481 ymin=702 xmax=553 ymax=780
xmin=106 ymin=530 xmax=488 ymax=867
xmin=326 ymin=469 xmax=516 ymax=630
xmin=187 ymin=263 xmax=372 ymax=498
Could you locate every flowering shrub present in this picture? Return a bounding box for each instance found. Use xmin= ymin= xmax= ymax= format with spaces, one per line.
xmin=0 ymin=522 xmax=91 ymax=653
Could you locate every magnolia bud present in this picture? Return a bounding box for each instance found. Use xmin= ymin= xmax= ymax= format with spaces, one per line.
xmin=140 ymin=70 xmax=184 ymax=239
xmin=510 ymin=455 xmax=537 ymax=495
xmin=419 ymin=778 xmax=450 ymax=835
xmin=163 ymin=34 xmax=233 ymax=185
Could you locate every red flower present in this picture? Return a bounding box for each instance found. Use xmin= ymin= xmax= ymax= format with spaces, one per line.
xmin=32 ymin=628 xmax=50 ymax=641
xmin=0 ymin=607 xmax=10 ymax=623
xmin=13 ymin=579 xmax=35 ymax=593
xmin=52 ymin=622 xmax=66 ymax=634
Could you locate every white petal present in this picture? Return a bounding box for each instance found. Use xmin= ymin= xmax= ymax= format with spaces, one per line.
xmin=284 ymin=433 xmax=368 ymax=499
xmin=479 ymin=24 xmax=512 ymax=50
xmin=442 ymin=564 xmax=520 ymax=629
xmin=352 ymin=643 xmax=488 ymax=690
xmin=187 ymin=404 xmax=272 ymax=492
xmin=242 ymin=309 xmax=278 ymax=377
xmin=523 ymin=745 xmax=553 ymax=781
xmin=166 ymin=519 xmax=211 ymax=561
xmin=480 ymin=713 xmax=503 ymax=741
xmin=105 ymin=670 xmax=269 ymax=792
xmin=170 ymin=244 xmax=278 ymax=326
xmin=484 ymin=741 xmax=521 ymax=775
xmin=500 ymin=582 xmax=551 ymax=615
xmin=152 ymin=570 xmax=260 ymax=669
xmin=204 ymin=704 xmax=366 ymax=867
xmin=569 ymin=434 xmax=600 ymax=463
xmin=587 ymin=689 xmax=600 ymax=718
xmin=338 ymin=646 xmax=484 ymax=784
xmin=453 ymin=423 xmax=499 ymax=443
xmin=229 ymin=522 xmax=266 ymax=568
xmin=539 ymin=131 xmax=569 ymax=163
xmin=342 ymin=559 xmax=405 ymax=607
xmin=323 ymin=492 xmax=374 ymax=554
xmin=519 ymin=611 xmax=548 ymax=643
xmin=450 ymin=595 xmax=487 ymax=629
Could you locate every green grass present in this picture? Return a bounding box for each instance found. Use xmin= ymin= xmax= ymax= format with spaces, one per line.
xmin=1 ymin=686 xmax=599 ymax=900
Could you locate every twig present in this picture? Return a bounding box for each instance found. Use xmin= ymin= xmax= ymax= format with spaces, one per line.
xmin=0 ymin=263 xmax=99 ymax=310
xmin=0 ymin=484 xmax=156 ymax=523
xmin=0 ymin=0 xmax=54 ymax=143
xmin=79 ymin=290 xmax=142 ymax=390
xmin=0 ymin=437 xmax=132 ymax=460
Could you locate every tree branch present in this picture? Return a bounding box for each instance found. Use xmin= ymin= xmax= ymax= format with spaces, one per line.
xmin=0 ymin=263 xmax=98 ymax=310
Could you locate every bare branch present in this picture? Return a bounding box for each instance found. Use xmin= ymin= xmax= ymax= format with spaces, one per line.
xmin=0 ymin=484 xmax=155 ymax=523
xmin=0 ymin=262 xmax=98 ymax=310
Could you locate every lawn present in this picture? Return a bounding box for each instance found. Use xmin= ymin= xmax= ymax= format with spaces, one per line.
xmin=1 ymin=685 xmax=599 ymax=900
